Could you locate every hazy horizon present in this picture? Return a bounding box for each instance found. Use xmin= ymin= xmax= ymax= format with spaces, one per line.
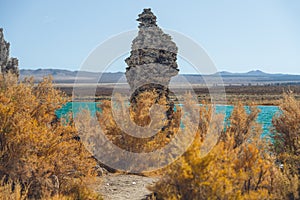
xmin=19 ymin=67 xmax=300 ymax=76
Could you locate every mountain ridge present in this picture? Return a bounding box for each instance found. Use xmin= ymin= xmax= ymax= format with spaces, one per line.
xmin=20 ymin=68 xmax=299 ymax=76
xmin=19 ymin=68 xmax=300 ymax=85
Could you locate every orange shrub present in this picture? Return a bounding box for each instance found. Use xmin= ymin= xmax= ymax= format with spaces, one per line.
xmin=0 ymin=74 xmax=99 ymax=199
xmin=150 ymin=102 xmax=288 ymax=199
xmin=272 ymin=93 xmax=300 ymax=199
xmin=97 ymin=90 xmax=181 ymax=153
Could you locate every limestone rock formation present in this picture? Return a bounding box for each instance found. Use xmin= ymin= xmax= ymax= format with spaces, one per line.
xmin=0 ymin=28 xmax=19 ymax=77
xmin=125 ymin=8 xmax=179 ymax=92
xmin=125 ymin=8 xmax=179 ymax=130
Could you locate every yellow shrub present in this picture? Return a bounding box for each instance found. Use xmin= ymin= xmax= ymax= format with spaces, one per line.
xmin=0 ymin=74 xmax=98 ymax=199
xmin=272 ymin=93 xmax=300 ymax=199
xmin=150 ymin=101 xmax=288 ymax=199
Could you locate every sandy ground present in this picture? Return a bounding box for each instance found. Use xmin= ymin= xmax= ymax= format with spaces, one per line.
xmin=93 ymin=174 xmax=157 ymax=200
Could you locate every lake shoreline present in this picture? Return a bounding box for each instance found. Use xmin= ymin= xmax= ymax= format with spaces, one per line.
xmin=55 ymin=84 xmax=300 ymax=106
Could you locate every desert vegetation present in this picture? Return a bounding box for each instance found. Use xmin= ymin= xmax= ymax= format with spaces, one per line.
xmin=0 ymin=74 xmax=101 ymax=199
xmin=148 ymin=95 xmax=300 ymax=199
xmin=97 ymin=91 xmax=180 ymax=153
xmin=1 ymin=73 xmax=300 ymax=199
xmin=90 ymin=86 xmax=300 ymax=199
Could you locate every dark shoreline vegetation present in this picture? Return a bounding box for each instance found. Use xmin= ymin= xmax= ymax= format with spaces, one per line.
xmin=56 ymin=84 xmax=300 ymax=105
xmin=1 ymin=74 xmax=300 ymax=199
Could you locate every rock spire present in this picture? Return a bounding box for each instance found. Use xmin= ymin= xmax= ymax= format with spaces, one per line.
xmin=125 ymin=8 xmax=179 ymax=131
xmin=125 ymin=8 xmax=179 ymax=93
xmin=0 ymin=28 xmax=19 ymax=77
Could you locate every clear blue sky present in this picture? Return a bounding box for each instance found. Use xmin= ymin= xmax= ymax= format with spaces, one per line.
xmin=1 ymin=0 xmax=300 ymax=74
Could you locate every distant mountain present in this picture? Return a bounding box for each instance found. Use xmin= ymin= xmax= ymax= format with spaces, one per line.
xmin=20 ymin=69 xmax=300 ymax=85
xmin=245 ymin=70 xmax=268 ymax=76
xmin=215 ymin=70 xmax=271 ymax=77
xmin=217 ymin=71 xmax=235 ymax=76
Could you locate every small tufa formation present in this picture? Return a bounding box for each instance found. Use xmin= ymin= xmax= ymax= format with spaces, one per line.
xmin=125 ymin=8 xmax=179 ymax=130
xmin=0 ymin=28 xmax=19 ymax=77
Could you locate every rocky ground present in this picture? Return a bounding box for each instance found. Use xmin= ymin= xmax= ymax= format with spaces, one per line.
xmin=93 ymin=173 xmax=158 ymax=200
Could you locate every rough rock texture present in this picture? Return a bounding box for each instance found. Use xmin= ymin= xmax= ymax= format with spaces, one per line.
xmin=0 ymin=28 xmax=19 ymax=77
xmin=125 ymin=9 xmax=179 ymax=126
xmin=125 ymin=8 xmax=179 ymax=91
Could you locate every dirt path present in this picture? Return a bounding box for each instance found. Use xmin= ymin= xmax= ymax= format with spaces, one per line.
xmin=93 ymin=174 xmax=157 ymax=200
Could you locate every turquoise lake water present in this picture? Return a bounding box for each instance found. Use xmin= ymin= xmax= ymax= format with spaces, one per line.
xmin=56 ymin=102 xmax=280 ymax=137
